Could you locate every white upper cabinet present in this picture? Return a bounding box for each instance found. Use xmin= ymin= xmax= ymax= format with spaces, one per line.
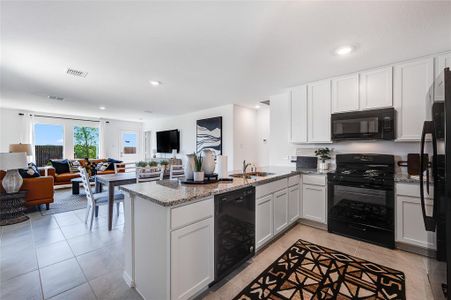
xmin=290 ymin=85 xmax=308 ymax=143
xmin=359 ymin=66 xmax=393 ymax=110
xmin=394 ymin=57 xmax=434 ymax=141
xmin=308 ymin=80 xmax=331 ymax=143
xmin=332 ymin=74 xmax=359 ymax=113
xmin=434 ymin=52 xmax=451 ymax=101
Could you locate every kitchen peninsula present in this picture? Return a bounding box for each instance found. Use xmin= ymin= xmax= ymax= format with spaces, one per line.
xmin=119 ymin=167 xmax=326 ymax=300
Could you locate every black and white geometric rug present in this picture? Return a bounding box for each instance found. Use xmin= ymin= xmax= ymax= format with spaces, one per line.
xmin=38 ymin=189 xmax=88 ymax=216
xmin=234 ymin=239 xmax=406 ymax=300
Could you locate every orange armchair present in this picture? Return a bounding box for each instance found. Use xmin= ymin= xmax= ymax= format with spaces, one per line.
xmin=0 ymin=171 xmax=54 ymax=210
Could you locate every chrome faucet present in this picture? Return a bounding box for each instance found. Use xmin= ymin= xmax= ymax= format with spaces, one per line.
xmin=243 ymin=160 xmax=251 ymax=174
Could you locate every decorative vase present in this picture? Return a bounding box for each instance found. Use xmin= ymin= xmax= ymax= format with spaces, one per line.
xmin=2 ymin=169 xmax=23 ymax=194
xmin=193 ymin=171 xmax=205 ymax=182
xmin=201 ymin=149 xmax=215 ymax=175
xmin=319 ymin=161 xmax=329 ymax=171
xmin=184 ymin=154 xmax=195 ymax=180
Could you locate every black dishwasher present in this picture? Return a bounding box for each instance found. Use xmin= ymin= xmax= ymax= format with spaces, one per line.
xmin=213 ymin=186 xmax=255 ymax=284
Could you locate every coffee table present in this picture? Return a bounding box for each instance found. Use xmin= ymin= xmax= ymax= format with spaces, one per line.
xmin=71 ymin=176 xmax=96 ymax=195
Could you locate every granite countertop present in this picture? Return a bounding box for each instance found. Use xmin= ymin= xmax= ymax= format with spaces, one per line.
xmin=120 ymin=166 xmax=332 ymax=207
xmin=394 ymin=174 xmax=422 ymax=184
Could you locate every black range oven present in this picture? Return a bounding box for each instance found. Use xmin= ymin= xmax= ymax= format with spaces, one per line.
xmin=328 ymin=154 xmax=395 ymax=248
xmin=331 ymin=108 xmax=395 ymax=141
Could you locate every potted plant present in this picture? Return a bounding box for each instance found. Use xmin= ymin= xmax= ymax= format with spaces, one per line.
xmin=136 ymin=161 xmax=148 ymax=168
xmin=193 ymin=153 xmax=204 ymax=182
xmin=315 ymin=147 xmax=331 ymax=171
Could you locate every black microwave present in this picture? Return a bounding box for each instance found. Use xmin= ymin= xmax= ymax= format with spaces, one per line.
xmin=331 ymin=108 xmax=395 ymax=141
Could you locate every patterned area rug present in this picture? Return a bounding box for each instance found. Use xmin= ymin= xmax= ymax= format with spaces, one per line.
xmin=234 ymin=239 xmax=406 ymax=300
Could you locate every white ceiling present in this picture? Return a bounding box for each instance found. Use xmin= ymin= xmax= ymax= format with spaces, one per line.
xmin=1 ymin=1 xmax=451 ymax=121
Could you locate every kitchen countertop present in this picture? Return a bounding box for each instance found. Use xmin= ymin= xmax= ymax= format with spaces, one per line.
xmin=394 ymin=174 xmax=422 ymax=184
xmin=120 ymin=166 xmax=332 ymax=207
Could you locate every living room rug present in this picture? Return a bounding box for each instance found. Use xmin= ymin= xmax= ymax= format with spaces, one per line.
xmin=39 ymin=189 xmax=88 ymax=216
xmin=233 ymin=239 xmax=406 ymax=300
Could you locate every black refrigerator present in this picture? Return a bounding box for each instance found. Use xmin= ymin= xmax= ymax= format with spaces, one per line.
xmin=421 ymin=67 xmax=451 ymax=299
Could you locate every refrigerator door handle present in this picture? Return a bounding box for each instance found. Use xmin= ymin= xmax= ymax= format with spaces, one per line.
xmin=420 ymin=121 xmax=436 ymax=232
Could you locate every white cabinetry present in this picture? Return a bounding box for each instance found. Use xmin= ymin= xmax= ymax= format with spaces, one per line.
xmin=434 ymin=52 xmax=451 ymax=101
xmin=273 ymin=189 xmax=288 ymax=234
xmin=332 ymin=74 xmax=359 ymax=113
xmin=288 ymin=178 xmax=300 ymax=224
xmin=290 ymin=85 xmax=308 ymax=143
xmin=301 ymin=175 xmax=327 ymax=224
xmin=394 ymin=57 xmax=434 ymax=141
xmin=359 ymin=66 xmax=393 ymax=110
xmin=171 ymin=217 xmax=214 ymax=300
xmin=308 ymin=80 xmax=332 ymax=143
xmin=256 ymin=194 xmax=274 ymax=249
xmin=395 ymin=183 xmax=436 ymax=250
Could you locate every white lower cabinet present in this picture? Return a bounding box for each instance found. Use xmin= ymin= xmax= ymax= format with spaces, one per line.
xmin=288 ymin=184 xmax=300 ymax=224
xmin=273 ymin=189 xmax=289 ymax=234
xmin=171 ymin=217 xmax=214 ymax=300
xmin=302 ymin=184 xmax=326 ymax=224
xmin=395 ymin=183 xmax=436 ymax=250
xmin=256 ymin=194 xmax=274 ymax=249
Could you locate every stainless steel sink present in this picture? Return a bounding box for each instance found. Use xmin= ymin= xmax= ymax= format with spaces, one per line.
xmin=229 ymin=172 xmax=275 ymax=178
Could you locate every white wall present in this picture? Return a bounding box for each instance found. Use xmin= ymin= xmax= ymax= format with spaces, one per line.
xmin=256 ymin=106 xmax=270 ymax=167
xmin=144 ymin=105 xmax=235 ymax=170
xmin=233 ymin=105 xmax=258 ymax=170
xmin=0 ymin=107 xmax=143 ymax=161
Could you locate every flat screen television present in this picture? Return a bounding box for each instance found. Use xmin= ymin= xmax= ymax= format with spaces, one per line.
xmin=156 ymin=129 xmax=180 ymax=153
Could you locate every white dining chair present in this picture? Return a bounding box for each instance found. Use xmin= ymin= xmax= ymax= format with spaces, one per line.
xmin=78 ymin=167 xmax=124 ymax=230
xmin=136 ymin=167 xmax=163 ymax=183
xmin=169 ymin=164 xmax=185 ymax=180
xmin=114 ymin=162 xmax=136 ymax=174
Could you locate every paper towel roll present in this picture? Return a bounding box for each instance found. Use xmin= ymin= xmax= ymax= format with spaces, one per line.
xmin=216 ymin=155 xmax=228 ymax=179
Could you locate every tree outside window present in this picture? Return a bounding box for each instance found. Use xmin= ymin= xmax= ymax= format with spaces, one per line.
xmin=74 ymin=126 xmax=99 ymax=159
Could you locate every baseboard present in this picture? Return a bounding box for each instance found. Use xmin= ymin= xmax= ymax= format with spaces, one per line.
xmin=298 ymin=218 xmax=327 ymax=231
xmin=396 ymin=241 xmax=436 ymax=258
xmin=122 ymin=271 xmax=135 ymax=288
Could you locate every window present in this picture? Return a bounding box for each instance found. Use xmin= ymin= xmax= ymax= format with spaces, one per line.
xmin=34 ymin=123 xmax=64 ymax=166
xmin=122 ymin=132 xmax=137 ymax=155
xmin=73 ymin=126 xmax=99 ymax=159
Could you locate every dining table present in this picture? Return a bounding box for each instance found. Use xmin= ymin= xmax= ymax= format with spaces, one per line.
xmin=95 ymin=172 xmax=137 ymax=230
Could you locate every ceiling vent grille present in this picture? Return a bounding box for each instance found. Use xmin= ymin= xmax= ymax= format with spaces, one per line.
xmin=260 ymin=100 xmax=270 ymax=106
xmin=66 ymin=68 xmax=88 ymax=78
xmin=48 ymin=95 xmax=64 ymax=101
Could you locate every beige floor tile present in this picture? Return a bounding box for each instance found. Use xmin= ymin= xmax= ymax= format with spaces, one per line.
xmin=0 ymin=270 xmax=42 ymax=300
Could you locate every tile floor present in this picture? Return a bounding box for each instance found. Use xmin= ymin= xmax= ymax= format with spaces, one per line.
xmin=1 ymin=196 xmax=433 ymax=300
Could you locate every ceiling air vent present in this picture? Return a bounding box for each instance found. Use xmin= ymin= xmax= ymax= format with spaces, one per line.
xmin=260 ymin=100 xmax=270 ymax=106
xmin=66 ymin=67 xmax=88 ymax=78
xmin=48 ymin=95 xmax=64 ymax=101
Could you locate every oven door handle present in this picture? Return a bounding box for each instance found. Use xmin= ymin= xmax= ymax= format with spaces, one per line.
xmin=420 ymin=121 xmax=435 ymax=232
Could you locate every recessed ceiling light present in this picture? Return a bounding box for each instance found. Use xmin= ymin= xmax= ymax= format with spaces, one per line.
xmin=335 ymin=45 xmax=354 ymax=56
xmin=149 ymin=80 xmax=161 ymax=86
xmin=255 ymin=105 xmax=260 ymax=109
xmin=99 ymin=106 xmax=106 ymax=110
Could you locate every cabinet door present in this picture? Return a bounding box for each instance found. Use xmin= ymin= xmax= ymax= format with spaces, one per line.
xmin=256 ymin=194 xmax=273 ymax=249
xmin=308 ymin=80 xmax=332 ymax=143
xmin=171 ymin=218 xmax=214 ymax=300
xmin=273 ymin=189 xmax=288 ymax=234
xmin=394 ymin=58 xmax=434 ymax=141
xmin=359 ymin=66 xmax=393 ymax=110
xmin=396 ymin=195 xmax=436 ymax=249
xmin=288 ymin=184 xmax=300 ymax=224
xmin=290 ymin=85 xmax=308 ymax=143
xmin=302 ymin=184 xmax=326 ymax=224
xmin=434 ymin=52 xmax=451 ymax=101
xmin=332 ymin=74 xmax=359 ymax=113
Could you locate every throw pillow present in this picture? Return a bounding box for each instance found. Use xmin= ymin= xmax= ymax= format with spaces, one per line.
xmin=95 ymin=162 xmax=110 ymax=172
xmin=50 ymin=159 xmax=70 ymax=174
xmin=69 ymin=160 xmax=81 ymax=173
xmin=106 ymin=158 xmax=122 ymax=171
xmin=18 ymin=163 xmax=41 ymax=178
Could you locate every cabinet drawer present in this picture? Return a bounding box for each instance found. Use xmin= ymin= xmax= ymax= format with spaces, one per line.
xmin=288 ymin=175 xmax=300 ymax=187
xmin=256 ymin=179 xmax=288 ymax=198
xmin=171 ymin=198 xmax=213 ymax=230
xmin=302 ymin=174 xmax=326 ymax=186
xmin=396 ymin=183 xmax=433 ymax=199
